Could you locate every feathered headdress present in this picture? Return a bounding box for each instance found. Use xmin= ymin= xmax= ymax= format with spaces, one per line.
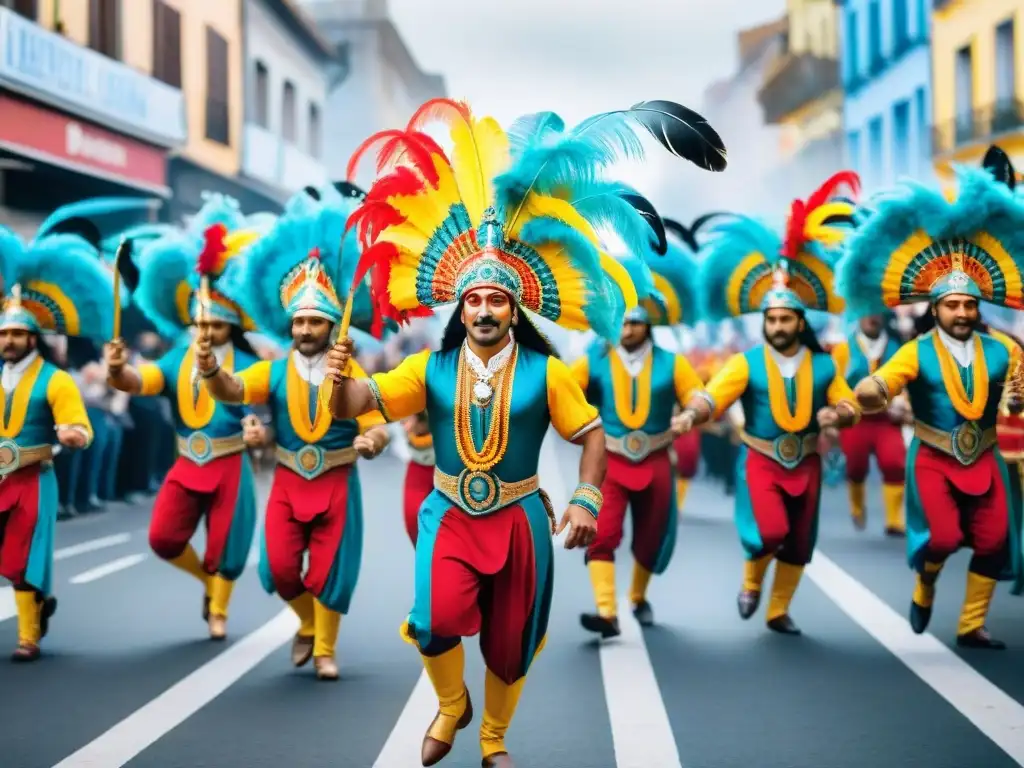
xmin=837 ymin=166 xmax=1024 ymax=315
xmin=345 ymin=98 xmax=726 ymax=343
xmin=699 ymin=172 xmax=860 ymax=321
xmin=630 ymin=220 xmax=706 ymax=327
xmin=32 ymin=197 xmax=159 ymax=247
xmin=0 ymin=228 xmax=115 ymax=343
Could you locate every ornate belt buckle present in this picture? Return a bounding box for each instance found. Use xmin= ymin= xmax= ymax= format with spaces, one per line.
xmin=0 ymin=439 xmax=21 ymax=477
xmin=187 ymin=432 xmax=214 ymax=465
xmin=773 ymin=433 xmax=804 ymax=469
xmin=951 ymin=421 xmax=983 ymax=465
xmin=457 ymin=469 xmax=499 ymax=515
xmin=622 ymin=431 xmax=651 ymax=462
xmin=295 ymin=445 xmax=325 ymax=479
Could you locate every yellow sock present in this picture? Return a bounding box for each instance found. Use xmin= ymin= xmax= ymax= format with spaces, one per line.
xmin=421 ymin=642 xmax=468 ymax=747
xmin=480 ymin=667 xmax=527 ymax=760
xmin=288 ymin=592 xmax=316 ymax=638
xmin=168 ymin=545 xmax=209 ymax=587
xmin=676 ymin=477 xmax=690 ymax=511
xmin=913 ymin=561 xmax=943 ymax=607
xmin=882 ymin=483 xmax=905 ymax=531
xmin=628 ymin=562 xmax=652 ymax=606
xmin=312 ymin=598 xmax=342 ymax=658
xmin=208 ymin=574 xmax=235 ymax=618
xmin=766 ymin=562 xmax=804 ymax=621
xmin=743 ymin=554 xmax=773 ymax=592
xmin=14 ymin=591 xmax=41 ymax=646
xmin=587 ymin=560 xmax=617 ymax=618
xmin=958 ymin=572 xmax=997 ymax=636
xmin=848 ymin=481 xmax=866 ymax=523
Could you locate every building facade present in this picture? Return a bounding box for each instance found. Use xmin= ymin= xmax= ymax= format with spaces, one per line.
xmin=839 ymin=0 xmax=932 ymax=192
xmin=931 ymin=0 xmax=1024 ymax=176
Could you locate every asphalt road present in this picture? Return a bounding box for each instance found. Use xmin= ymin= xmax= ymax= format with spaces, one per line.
xmin=2 ymin=433 xmax=1024 ymax=768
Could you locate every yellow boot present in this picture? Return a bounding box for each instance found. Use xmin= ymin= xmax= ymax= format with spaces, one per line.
xmin=480 ymin=667 xmax=528 ymax=764
xmin=738 ymin=554 xmax=772 ymax=619
xmin=420 ymin=642 xmax=472 ymax=766
xmin=848 ymin=482 xmax=866 ymax=530
xmin=882 ymin=483 xmax=906 ymax=536
xmin=956 ymin=572 xmax=1005 ymax=649
xmin=11 ymin=590 xmax=42 ymax=662
xmin=581 ymin=560 xmax=620 ymax=638
xmin=312 ymin=598 xmax=342 ymax=680
xmin=287 ymin=592 xmax=316 ymax=667
xmin=168 ymin=545 xmax=210 ymax=621
xmin=207 ymin=575 xmax=234 ymax=641
xmin=629 ymin=562 xmax=654 ymax=626
xmin=765 ymin=561 xmax=804 ymax=634
xmin=909 ymin=561 xmax=942 ymax=634
xmin=676 ymin=477 xmax=690 ymax=511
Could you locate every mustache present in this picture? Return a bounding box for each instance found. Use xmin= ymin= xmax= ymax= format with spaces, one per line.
xmin=474 ymin=317 xmax=500 ymax=328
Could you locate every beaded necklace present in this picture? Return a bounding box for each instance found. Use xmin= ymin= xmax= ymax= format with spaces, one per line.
xmin=454 ymin=345 xmax=517 ymax=471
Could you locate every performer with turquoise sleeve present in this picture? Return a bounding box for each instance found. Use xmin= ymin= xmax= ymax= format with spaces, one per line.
xmin=200 ymin=190 xmax=390 ymax=681
xmin=326 ymin=95 xmax=725 ymax=767
xmin=843 ymin=166 xmax=1024 ymax=649
xmin=676 ymin=172 xmax=863 ymax=636
xmin=0 ymin=228 xmax=107 ymax=662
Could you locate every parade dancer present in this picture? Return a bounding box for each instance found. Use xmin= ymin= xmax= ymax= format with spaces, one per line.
xmin=403 ymin=409 xmax=435 ymax=545
xmin=842 ymin=167 xmax=1024 ymax=648
xmin=104 ymin=197 xmax=264 ymax=641
xmin=675 ymin=174 xmax=862 ymax=635
xmin=201 ymin=196 xmax=390 ymax=680
xmin=572 ymin=238 xmax=703 ymax=636
xmin=327 ymin=96 xmax=725 ymax=766
xmin=0 ymin=229 xmax=110 ymax=661
xmin=831 ymin=312 xmax=908 ymax=535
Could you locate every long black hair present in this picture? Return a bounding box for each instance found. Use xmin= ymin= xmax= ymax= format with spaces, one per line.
xmin=230 ymin=325 xmax=258 ymax=357
xmin=441 ymin=299 xmax=559 ymax=358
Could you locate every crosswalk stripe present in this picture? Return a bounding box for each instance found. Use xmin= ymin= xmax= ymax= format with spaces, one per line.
xmin=69 ymin=554 xmax=148 ymax=585
xmin=371 ymin=671 xmax=434 ymax=766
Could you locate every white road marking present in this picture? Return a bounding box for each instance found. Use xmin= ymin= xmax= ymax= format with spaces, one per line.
xmin=69 ymin=554 xmax=148 ymax=585
xmin=371 ymin=671 xmax=435 ymax=767
xmin=50 ymin=609 xmax=297 ymax=768
xmin=807 ymin=553 xmax=1024 ymax=764
xmin=599 ymin=597 xmax=683 ymax=768
xmin=0 ymin=585 xmax=14 ymax=622
xmin=54 ymin=533 xmax=132 ymax=561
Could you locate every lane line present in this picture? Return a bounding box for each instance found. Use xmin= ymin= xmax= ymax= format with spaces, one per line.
xmin=54 ymin=533 xmax=132 ymax=561
xmin=371 ymin=671 xmax=435 ymax=767
xmin=0 ymin=585 xmax=14 ymax=622
xmin=807 ymin=553 xmax=1024 ymax=764
xmin=69 ymin=554 xmax=148 ymax=585
xmin=50 ymin=609 xmax=296 ymax=768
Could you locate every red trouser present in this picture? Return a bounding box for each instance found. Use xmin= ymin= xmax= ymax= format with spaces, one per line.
xmin=587 ymin=450 xmax=674 ymax=572
xmin=148 ymin=454 xmax=245 ymax=574
xmin=838 ymin=413 xmax=906 ymax=483
xmin=403 ymin=461 xmax=434 ymax=546
xmin=0 ymin=465 xmax=42 ymax=588
xmin=742 ymin=450 xmax=822 ymax=565
xmin=673 ymin=430 xmax=701 ymax=479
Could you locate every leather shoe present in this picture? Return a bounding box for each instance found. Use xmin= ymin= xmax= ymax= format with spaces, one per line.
xmin=421 ymin=689 xmax=473 ymax=766
xmin=292 ymin=634 xmax=314 ymax=667
xmin=208 ymin=615 xmax=227 ymax=641
xmin=737 ymin=590 xmax=759 ymax=620
xmin=39 ymin=596 xmax=57 ymax=639
xmin=956 ymin=627 xmax=1006 ymax=650
xmin=11 ymin=643 xmax=39 ymax=662
xmin=482 ymin=752 xmax=514 ymax=767
xmin=632 ymin=600 xmax=654 ymax=627
xmin=767 ymin=615 xmax=801 ymax=635
xmin=314 ymin=656 xmax=339 ymax=680
xmin=909 ymin=600 xmax=931 ymax=634
xmin=580 ymin=613 xmax=621 ymax=638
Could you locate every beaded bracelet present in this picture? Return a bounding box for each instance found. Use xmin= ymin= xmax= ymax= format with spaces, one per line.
xmin=570 ymin=482 xmax=603 ymax=519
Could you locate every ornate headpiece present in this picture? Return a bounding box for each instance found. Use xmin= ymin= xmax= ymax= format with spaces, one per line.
xmin=837 ymin=166 xmax=1024 ymax=314
xmin=347 ymin=98 xmax=726 ymax=342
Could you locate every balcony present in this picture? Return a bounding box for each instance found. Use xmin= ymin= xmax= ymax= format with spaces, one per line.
xmin=242 ymin=123 xmax=328 ymax=193
xmin=931 ymin=100 xmax=1024 ymax=156
xmin=758 ymin=54 xmax=839 ymax=125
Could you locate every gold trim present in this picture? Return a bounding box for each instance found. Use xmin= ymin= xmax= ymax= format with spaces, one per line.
xmin=0 ymin=442 xmax=52 ymax=475
xmin=433 ymin=467 xmax=539 ymax=516
xmin=914 ymin=420 xmax=996 ymax=464
xmin=176 ymin=432 xmax=246 ymax=466
xmin=740 ymin=430 xmax=818 ymax=465
xmin=275 ymin=444 xmax=358 ymax=479
xmin=605 ymin=429 xmax=675 ymax=462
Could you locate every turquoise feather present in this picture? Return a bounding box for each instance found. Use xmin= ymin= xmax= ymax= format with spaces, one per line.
xmin=133 ymin=235 xmax=198 ymax=339
xmin=698 ymin=215 xmax=783 ymax=322
xmin=33 ymin=197 xmax=156 ymax=243
xmin=645 ymin=238 xmax=700 ymax=327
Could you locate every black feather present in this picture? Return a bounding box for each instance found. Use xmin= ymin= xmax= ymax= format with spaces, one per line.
xmin=303 ymin=185 xmax=322 ymax=201
xmin=333 ymin=181 xmax=367 ymax=201
xmin=115 ymin=239 xmax=141 ymax=293
xmin=627 ymin=100 xmax=727 ymax=172
xmin=982 ymin=145 xmax=1016 ymax=189
xmin=662 ymin=217 xmax=699 ymax=251
xmin=689 ymin=212 xmax=735 ymax=240
xmin=44 ymin=217 xmax=102 ymax=250
xmin=620 ymin=193 xmax=667 ymax=254
xmin=819 ymin=213 xmax=857 ymax=228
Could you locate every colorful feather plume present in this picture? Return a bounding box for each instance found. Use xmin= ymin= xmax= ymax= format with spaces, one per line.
xmin=642 ymin=237 xmax=701 ymax=327
xmin=983 ymin=145 xmax=1016 ymax=189
xmin=33 ymin=196 xmax=158 ymax=247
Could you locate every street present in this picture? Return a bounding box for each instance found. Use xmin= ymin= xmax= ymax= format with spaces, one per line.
xmin=3 ymin=434 xmax=1024 ymax=768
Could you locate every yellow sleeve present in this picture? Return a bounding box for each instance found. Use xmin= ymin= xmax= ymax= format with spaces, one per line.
xmin=871 ymin=339 xmax=919 ymax=400
xmin=236 ymin=360 xmax=273 ymax=406
xmin=138 ymin=362 xmax=166 ymax=397
xmin=346 ymin=358 xmax=387 ymax=431
xmin=568 ymin=355 xmax=590 ymax=391
xmin=46 ymin=370 xmax=94 ymax=446
xmin=831 ymin=342 xmax=850 ymax=378
xmin=702 ymin=353 xmax=750 ymax=419
xmin=673 ymin=355 xmax=704 ymax=405
xmin=826 ymin=368 xmax=861 ymax=422
xmin=367 ymin=349 xmax=429 ymax=422
xmin=546 ymin=356 xmax=600 ymax=441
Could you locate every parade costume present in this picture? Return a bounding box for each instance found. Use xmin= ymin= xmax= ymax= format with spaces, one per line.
xmin=346 ymin=96 xmax=724 ymax=766
xmin=222 ymin=194 xmax=385 ymax=678
xmin=838 ymin=167 xmax=1024 ymax=647
xmin=573 ymin=237 xmax=703 ymax=634
xmin=129 ymin=195 xmax=262 ymax=640
xmin=695 ymin=173 xmax=860 ymax=634
xmin=403 ymin=411 xmax=435 ymax=546
xmin=0 ymin=229 xmax=108 ymax=660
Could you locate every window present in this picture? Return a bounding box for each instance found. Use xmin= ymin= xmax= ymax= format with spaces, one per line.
xmin=868 ymin=116 xmax=883 ymax=185
xmin=253 ymin=61 xmax=269 ymax=128
xmin=847 ymin=130 xmax=862 ymax=171
xmin=995 ymin=19 xmax=1015 ymax=104
xmin=916 ymin=0 xmax=928 ymax=40
xmin=282 ymin=81 xmax=297 ymax=143
xmin=88 ymin=0 xmax=120 ymax=60
xmin=954 ymin=44 xmax=973 ymax=144
xmin=893 ymin=100 xmax=910 ymax=178
xmin=893 ymin=0 xmax=909 ymax=52
xmin=205 ymin=26 xmax=230 ymax=145
xmin=2 ymin=0 xmax=37 ymax=20
xmin=844 ymin=10 xmax=859 ymax=86
xmin=151 ymin=0 xmax=181 ymax=89
xmin=308 ymin=103 xmax=321 ymax=158
xmin=915 ymin=86 xmax=929 ymax=173
xmin=868 ymin=0 xmax=882 ymax=71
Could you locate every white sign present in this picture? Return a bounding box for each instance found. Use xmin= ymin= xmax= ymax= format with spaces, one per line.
xmin=65 ymin=122 xmax=128 ymax=168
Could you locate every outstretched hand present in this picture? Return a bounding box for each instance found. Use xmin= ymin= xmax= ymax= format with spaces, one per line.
xmin=556 ymin=504 xmax=597 ymax=550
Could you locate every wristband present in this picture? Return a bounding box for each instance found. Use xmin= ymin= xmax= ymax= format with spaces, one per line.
xmin=200 ymin=364 xmax=220 ymax=380
xmin=570 ymin=482 xmax=603 ymax=519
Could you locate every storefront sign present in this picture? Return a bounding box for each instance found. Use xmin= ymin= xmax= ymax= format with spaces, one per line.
xmin=0 ymin=95 xmax=168 ymax=192
xmin=0 ymin=8 xmax=186 ymax=146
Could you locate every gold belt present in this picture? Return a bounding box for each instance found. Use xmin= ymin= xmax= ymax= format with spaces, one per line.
xmin=605 ymin=429 xmax=675 ymax=462
xmin=0 ymin=441 xmax=53 ymax=477
xmin=915 ymin=420 xmax=996 ymax=465
xmin=177 ymin=432 xmax=246 ymax=466
xmin=433 ymin=467 xmax=540 ymax=517
xmin=275 ymin=445 xmax=358 ymax=480
xmin=740 ymin=430 xmax=818 ymax=470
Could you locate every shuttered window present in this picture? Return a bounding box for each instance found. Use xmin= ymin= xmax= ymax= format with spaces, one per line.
xmin=205 ymin=26 xmax=230 ymax=145
xmin=151 ymin=0 xmax=182 ymax=89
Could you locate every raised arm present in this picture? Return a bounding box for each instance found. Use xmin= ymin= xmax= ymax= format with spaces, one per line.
xmin=103 ymin=339 xmax=163 ymax=396
xmin=855 ymin=339 xmax=919 ymax=414
xmin=327 ymin=340 xmax=428 ymax=422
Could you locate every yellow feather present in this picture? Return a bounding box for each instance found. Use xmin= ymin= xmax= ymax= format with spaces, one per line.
xmin=450 ymin=119 xmax=489 ymax=227
xmin=507 ymin=193 xmax=600 ymax=245
xmin=599 ymin=251 xmax=638 ymax=309
xmin=803 ymin=201 xmax=854 ymax=233
xmin=385 ymin=154 xmax=461 ymax=236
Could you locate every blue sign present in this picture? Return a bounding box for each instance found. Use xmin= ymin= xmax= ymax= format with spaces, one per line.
xmin=0 ymin=8 xmax=186 ymax=145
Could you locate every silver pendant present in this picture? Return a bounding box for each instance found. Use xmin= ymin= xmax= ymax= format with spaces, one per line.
xmin=473 ymin=380 xmax=493 ymax=403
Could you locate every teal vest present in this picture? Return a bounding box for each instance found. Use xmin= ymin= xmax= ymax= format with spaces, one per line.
xmin=740 ymin=346 xmax=837 ymax=440
xmin=584 ymin=345 xmax=677 ymax=437
xmin=0 ymin=360 xmax=59 ymax=446
xmin=267 ymin=357 xmax=361 ymax=452
xmin=842 ymin=333 xmax=901 ymax=384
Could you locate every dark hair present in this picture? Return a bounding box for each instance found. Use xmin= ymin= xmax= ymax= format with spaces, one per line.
xmin=916 ymin=306 xmax=992 ymax=338
xmin=761 ymin=310 xmax=824 ymax=354
xmin=441 ymin=300 xmax=559 ymax=358
xmin=231 ymin=325 xmax=258 ymax=357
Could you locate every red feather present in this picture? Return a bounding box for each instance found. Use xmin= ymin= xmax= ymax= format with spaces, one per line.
xmin=365 ymin=166 xmax=429 ymax=204
xmin=407 ymin=98 xmax=472 ymax=133
xmin=346 ymin=130 xmax=441 ymax=186
xmin=782 ymin=200 xmax=805 ymax=260
xmin=805 ymin=171 xmax=861 ymax=211
xmin=197 ymin=223 xmax=228 ymax=276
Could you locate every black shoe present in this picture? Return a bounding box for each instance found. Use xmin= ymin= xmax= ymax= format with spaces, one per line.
xmin=884 ymin=526 xmax=906 ymax=538
xmin=767 ymin=615 xmax=801 ymax=635
xmin=632 ymin=600 xmax=654 ymax=627
xmin=580 ymin=613 xmax=621 ymax=638
xmin=202 ymin=595 xmax=210 ymax=623
xmin=737 ymin=590 xmax=760 ymax=620
xmin=909 ymin=600 xmax=932 ymax=634
xmin=956 ymin=627 xmax=1006 ymax=650
xmin=39 ymin=596 xmax=57 ymax=639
